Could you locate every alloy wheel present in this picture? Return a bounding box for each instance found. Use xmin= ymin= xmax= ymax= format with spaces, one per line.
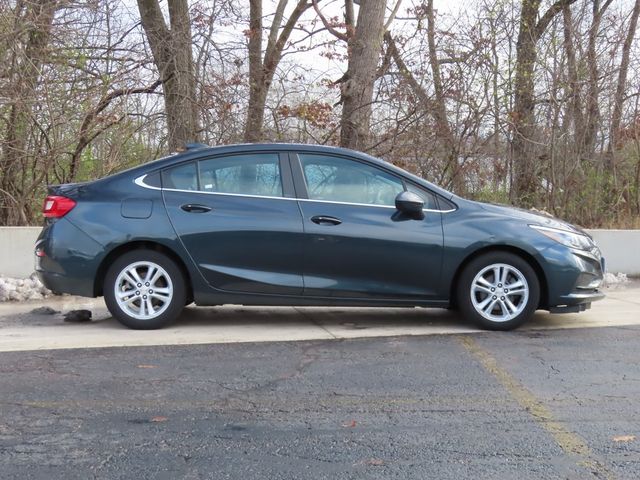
xmin=114 ymin=261 xmax=173 ymax=320
xmin=470 ymin=263 xmax=529 ymax=323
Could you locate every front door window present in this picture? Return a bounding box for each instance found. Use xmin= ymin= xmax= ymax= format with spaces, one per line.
xmin=299 ymin=154 xmax=404 ymax=206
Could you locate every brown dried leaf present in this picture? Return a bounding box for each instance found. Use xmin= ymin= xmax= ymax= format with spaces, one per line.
xmin=150 ymin=416 xmax=168 ymax=423
xmin=341 ymin=420 xmax=357 ymax=428
xmin=613 ymin=435 xmax=636 ymax=443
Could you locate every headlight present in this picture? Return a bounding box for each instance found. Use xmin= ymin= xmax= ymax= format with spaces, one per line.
xmin=529 ymin=225 xmax=593 ymax=250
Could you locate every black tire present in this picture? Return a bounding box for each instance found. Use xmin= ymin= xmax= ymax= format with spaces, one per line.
xmin=104 ymin=250 xmax=187 ymax=329
xmin=456 ymin=251 xmax=540 ymax=331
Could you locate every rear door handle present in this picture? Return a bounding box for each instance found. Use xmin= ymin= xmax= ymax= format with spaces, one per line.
xmin=311 ymin=215 xmax=342 ymax=226
xmin=181 ymin=204 xmax=212 ymax=213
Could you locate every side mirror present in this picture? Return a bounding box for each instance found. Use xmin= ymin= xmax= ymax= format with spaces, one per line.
xmin=395 ymin=191 xmax=425 ymax=218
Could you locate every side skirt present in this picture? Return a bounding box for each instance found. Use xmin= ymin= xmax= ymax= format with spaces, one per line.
xmin=193 ymin=290 xmax=450 ymax=308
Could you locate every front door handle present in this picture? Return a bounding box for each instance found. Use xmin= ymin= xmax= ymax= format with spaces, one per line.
xmin=181 ymin=204 xmax=212 ymax=213
xmin=311 ymin=215 xmax=342 ymax=226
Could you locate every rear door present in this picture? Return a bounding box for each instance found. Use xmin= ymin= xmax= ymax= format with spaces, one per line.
xmin=162 ymin=152 xmax=304 ymax=295
xmin=293 ymin=152 xmax=444 ymax=299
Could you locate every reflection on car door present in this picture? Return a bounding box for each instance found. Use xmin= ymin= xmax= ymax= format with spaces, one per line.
xmin=294 ymin=153 xmax=444 ymax=299
xmin=162 ymin=152 xmax=304 ymax=295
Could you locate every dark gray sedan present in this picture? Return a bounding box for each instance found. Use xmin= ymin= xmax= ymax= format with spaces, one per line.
xmin=35 ymin=143 xmax=605 ymax=330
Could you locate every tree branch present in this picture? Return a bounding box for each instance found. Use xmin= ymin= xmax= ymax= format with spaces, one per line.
xmin=312 ymin=0 xmax=348 ymax=41
xmin=68 ymin=79 xmax=163 ymax=181
xmin=384 ymin=0 xmax=403 ymax=31
xmin=136 ymin=0 xmax=171 ymax=69
xmin=345 ymin=0 xmax=355 ymax=34
xmin=384 ymin=32 xmax=433 ymax=110
xmin=535 ymin=0 xmax=578 ymax=40
xmin=266 ymin=0 xmax=289 ymax=59
xmin=266 ymin=0 xmax=312 ymax=71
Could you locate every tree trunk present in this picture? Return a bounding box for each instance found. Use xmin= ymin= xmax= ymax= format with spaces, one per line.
xmin=339 ymin=0 xmax=387 ymax=150
xmin=561 ymin=5 xmax=583 ymax=145
xmin=244 ymin=0 xmax=265 ymax=142
xmin=606 ymin=0 xmax=640 ymax=178
xmin=511 ymin=0 xmax=541 ymax=207
xmin=425 ymin=0 xmax=463 ymax=193
xmin=0 ymin=0 xmax=58 ymax=225
xmin=244 ymin=0 xmax=312 ymax=142
xmin=137 ymin=0 xmax=199 ymax=151
xmin=511 ymin=0 xmax=577 ymax=207
xmin=581 ymin=0 xmax=613 ymax=158
xmin=490 ymin=13 xmax=502 ymax=193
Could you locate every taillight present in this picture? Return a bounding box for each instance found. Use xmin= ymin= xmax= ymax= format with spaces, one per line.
xmin=43 ymin=195 xmax=76 ymax=218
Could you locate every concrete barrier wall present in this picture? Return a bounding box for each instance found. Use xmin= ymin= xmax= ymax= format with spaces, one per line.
xmin=0 ymin=227 xmax=41 ymax=278
xmin=587 ymin=229 xmax=640 ymax=276
xmin=0 ymin=226 xmax=639 ymax=279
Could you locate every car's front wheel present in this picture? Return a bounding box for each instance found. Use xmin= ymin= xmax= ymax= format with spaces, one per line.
xmin=457 ymin=252 xmax=540 ymax=330
xmin=104 ymin=250 xmax=186 ymax=329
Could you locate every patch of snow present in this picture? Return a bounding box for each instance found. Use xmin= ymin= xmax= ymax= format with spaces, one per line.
xmin=603 ymin=272 xmax=630 ymax=287
xmin=0 ymin=274 xmax=51 ymax=302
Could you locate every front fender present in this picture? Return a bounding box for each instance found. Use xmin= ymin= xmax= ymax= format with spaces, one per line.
xmin=440 ymin=209 xmax=557 ymax=304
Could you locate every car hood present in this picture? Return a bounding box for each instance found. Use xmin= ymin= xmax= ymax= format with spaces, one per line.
xmin=476 ymin=201 xmax=590 ymax=237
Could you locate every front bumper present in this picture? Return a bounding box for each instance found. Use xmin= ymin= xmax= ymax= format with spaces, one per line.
xmin=549 ymin=290 xmax=606 ymax=313
xmin=544 ymin=242 xmax=605 ymax=311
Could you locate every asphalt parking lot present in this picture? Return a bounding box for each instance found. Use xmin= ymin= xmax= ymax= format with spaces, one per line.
xmin=1 ymin=287 xmax=640 ymax=479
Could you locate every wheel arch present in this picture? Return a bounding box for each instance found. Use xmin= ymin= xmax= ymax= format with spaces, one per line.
xmin=449 ymin=245 xmax=548 ymax=309
xmin=94 ymin=241 xmax=193 ymax=299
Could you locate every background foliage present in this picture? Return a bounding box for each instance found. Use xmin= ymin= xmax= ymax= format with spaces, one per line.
xmin=1 ymin=0 xmax=639 ymax=227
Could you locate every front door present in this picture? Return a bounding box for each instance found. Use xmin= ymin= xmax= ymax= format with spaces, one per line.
xmin=162 ymin=152 xmax=304 ymax=295
xmin=294 ymin=153 xmax=443 ymax=299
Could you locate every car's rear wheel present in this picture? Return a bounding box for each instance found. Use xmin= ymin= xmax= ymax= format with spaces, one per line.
xmin=104 ymin=250 xmax=186 ymax=329
xmin=457 ymin=252 xmax=540 ymax=330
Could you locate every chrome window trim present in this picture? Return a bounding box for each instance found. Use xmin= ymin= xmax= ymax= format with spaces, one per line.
xmin=134 ymin=173 xmax=456 ymax=213
xmin=298 ymin=197 xmax=455 ymax=213
xmin=134 ymin=174 xmax=161 ymax=190
xmin=165 ymin=187 xmax=288 ymax=201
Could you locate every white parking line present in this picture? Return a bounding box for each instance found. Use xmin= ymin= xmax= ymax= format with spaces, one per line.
xmin=0 ymin=288 xmax=639 ymax=352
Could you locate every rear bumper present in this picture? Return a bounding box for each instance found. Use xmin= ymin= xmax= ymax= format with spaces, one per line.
xmin=37 ymin=270 xmax=94 ymax=297
xmin=34 ymin=218 xmax=104 ymax=298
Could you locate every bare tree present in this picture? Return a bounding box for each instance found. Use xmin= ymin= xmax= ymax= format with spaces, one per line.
xmin=244 ymin=0 xmax=312 ymax=142
xmin=0 ymin=0 xmax=59 ymax=225
xmin=561 ymin=4 xmax=583 ymax=151
xmin=68 ymin=80 xmax=163 ymax=182
xmin=338 ymin=0 xmax=387 ymax=149
xmin=137 ymin=0 xmax=199 ymax=151
xmin=511 ymin=0 xmax=578 ymax=206
xmin=606 ymin=0 xmax=640 ymax=179
xmin=1 ymin=0 xmax=640 ymax=229
xmin=581 ymin=0 xmax=613 ymax=158
xmin=424 ymin=0 xmax=463 ymax=193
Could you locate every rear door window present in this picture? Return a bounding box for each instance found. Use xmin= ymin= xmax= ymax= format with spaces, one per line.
xmin=199 ymin=154 xmax=282 ymax=197
xmin=162 ymin=162 xmax=198 ymax=191
xmin=162 ymin=154 xmax=283 ymax=197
